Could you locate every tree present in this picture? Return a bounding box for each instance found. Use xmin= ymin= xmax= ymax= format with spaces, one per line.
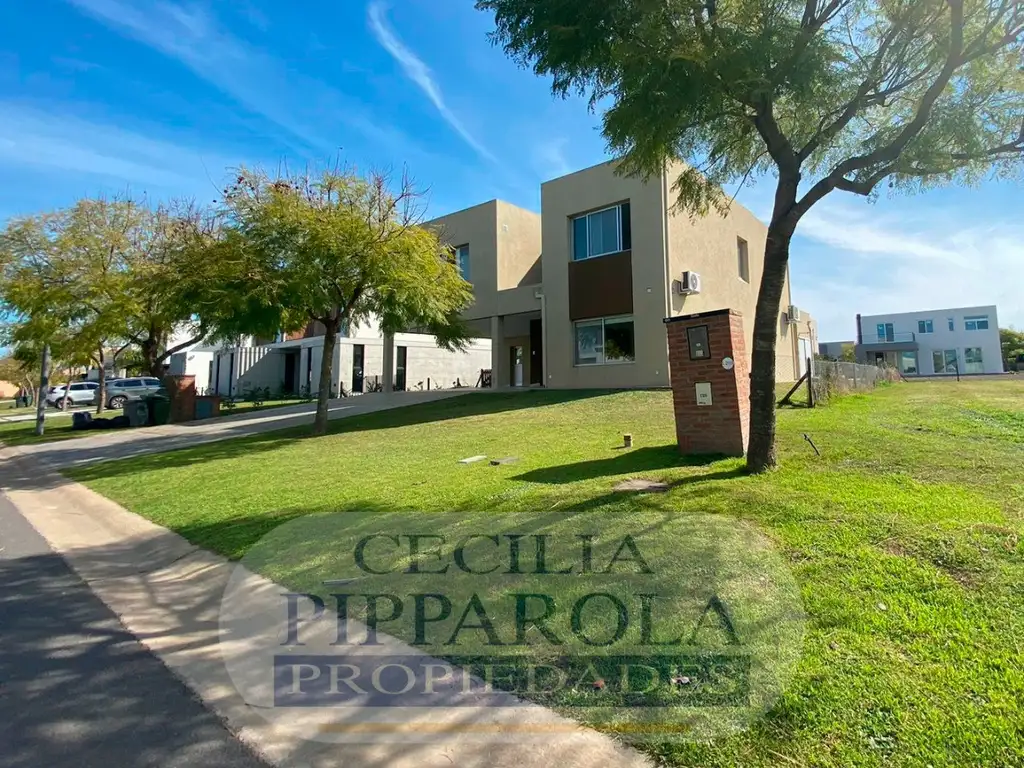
xmin=211 ymin=167 xmax=474 ymax=435
xmin=1000 ymin=326 xmax=1024 ymax=370
xmin=0 ymin=200 xmax=139 ymax=413
xmin=478 ymin=0 xmax=1024 ymax=471
xmin=121 ymin=201 xmax=224 ymax=377
xmin=0 ymin=349 xmax=40 ymax=405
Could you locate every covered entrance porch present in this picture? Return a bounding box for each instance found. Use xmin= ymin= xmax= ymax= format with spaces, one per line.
xmin=466 ymin=309 xmax=544 ymax=389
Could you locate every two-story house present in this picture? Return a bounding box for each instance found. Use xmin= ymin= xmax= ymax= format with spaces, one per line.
xmin=429 ymin=160 xmax=816 ymax=390
xmin=855 ymin=306 xmax=1003 ymax=375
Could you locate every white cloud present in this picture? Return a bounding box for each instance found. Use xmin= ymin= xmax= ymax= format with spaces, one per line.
xmin=533 ymin=137 xmax=573 ymax=178
xmin=66 ymin=0 xmax=425 ymax=160
xmin=0 ymin=102 xmax=234 ymax=195
xmin=789 ymin=198 xmax=1024 ymax=339
xmin=367 ymin=1 xmax=497 ymax=163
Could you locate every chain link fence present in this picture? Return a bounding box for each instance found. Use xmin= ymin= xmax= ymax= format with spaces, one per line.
xmin=811 ymin=360 xmax=902 ymax=404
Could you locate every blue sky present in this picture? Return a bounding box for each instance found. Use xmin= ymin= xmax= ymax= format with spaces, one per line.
xmin=1 ymin=0 xmax=1021 ymax=340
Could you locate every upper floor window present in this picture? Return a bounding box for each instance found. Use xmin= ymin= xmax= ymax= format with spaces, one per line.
xmin=917 ymin=319 xmax=934 ymax=334
xmin=737 ymin=237 xmax=750 ymax=282
xmin=455 ymin=245 xmax=470 ymax=280
xmin=876 ymin=322 xmax=894 ymax=342
xmin=572 ymin=202 xmax=631 ymax=261
xmin=948 ymin=317 xmax=955 ymax=331
xmin=964 ymin=315 xmax=989 ymax=331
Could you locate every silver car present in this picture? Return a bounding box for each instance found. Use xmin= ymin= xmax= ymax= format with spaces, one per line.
xmin=46 ymin=381 xmax=100 ymax=408
xmin=98 ymin=377 xmax=164 ymax=409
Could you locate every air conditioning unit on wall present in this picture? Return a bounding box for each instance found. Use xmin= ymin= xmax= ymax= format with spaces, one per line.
xmin=787 ymin=305 xmax=802 ymax=324
xmin=673 ymin=271 xmax=702 ymax=295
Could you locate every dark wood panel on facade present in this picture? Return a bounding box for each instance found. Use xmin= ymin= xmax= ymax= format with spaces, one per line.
xmin=568 ymin=250 xmax=633 ymax=321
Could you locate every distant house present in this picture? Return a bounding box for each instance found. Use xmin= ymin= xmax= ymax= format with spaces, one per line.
xmin=818 ymin=340 xmax=855 ymax=360
xmin=854 ymin=306 xmax=1003 ymax=375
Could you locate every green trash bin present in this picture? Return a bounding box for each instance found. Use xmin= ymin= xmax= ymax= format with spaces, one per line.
xmin=146 ymin=395 xmax=171 ymax=426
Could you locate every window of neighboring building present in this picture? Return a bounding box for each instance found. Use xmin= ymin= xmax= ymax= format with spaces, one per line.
xmin=574 ymin=316 xmax=635 ymax=365
xmin=455 ymin=244 xmax=470 ymax=280
xmin=737 ymin=237 xmax=750 ymax=282
xmin=876 ymin=322 xmax=894 ymax=342
xmin=932 ymin=349 xmax=959 ymax=374
xmin=571 ymin=202 xmax=631 ymax=261
xmin=947 ymin=317 xmax=955 ymax=331
xmin=964 ymin=347 xmax=984 ymax=374
xmin=964 ymin=315 xmax=989 ymax=331
xmin=917 ymin=319 xmax=934 ymax=334
xmin=899 ymin=351 xmax=918 ymax=374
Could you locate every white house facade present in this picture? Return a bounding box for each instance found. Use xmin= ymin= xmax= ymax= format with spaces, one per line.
xmin=191 ymin=316 xmax=491 ymax=398
xmin=855 ymin=305 xmax=1003 ymax=375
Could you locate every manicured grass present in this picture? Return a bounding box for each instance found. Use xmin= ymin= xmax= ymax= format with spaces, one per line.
xmin=0 ymin=398 xmax=311 ymax=446
xmin=69 ymin=380 xmax=1024 ymax=766
xmin=0 ymin=413 xmax=81 ymax=446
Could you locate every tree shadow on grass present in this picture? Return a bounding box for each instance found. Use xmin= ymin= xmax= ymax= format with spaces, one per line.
xmin=19 ymin=389 xmax=618 ymax=486
xmin=512 ymin=445 xmax=744 ymax=485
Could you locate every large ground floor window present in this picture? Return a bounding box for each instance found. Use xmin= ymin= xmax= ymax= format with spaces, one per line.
xmin=574 ymin=316 xmax=635 ymax=365
xmin=964 ymin=347 xmax=984 ymax=374
xmin=932 ymin=349 xmax=959 ymax=374
xmin=899 ymin=351 xmax=918 ymax=374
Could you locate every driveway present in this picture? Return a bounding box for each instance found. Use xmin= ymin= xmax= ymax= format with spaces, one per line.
xmin=8 ymin=390 xmax=470 ymax=468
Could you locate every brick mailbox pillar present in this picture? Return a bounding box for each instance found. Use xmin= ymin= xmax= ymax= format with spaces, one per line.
xmin=664 ymin=308 xmax=750 ymax=457
xmin=164 ymin=375 xmax=197 ymax=423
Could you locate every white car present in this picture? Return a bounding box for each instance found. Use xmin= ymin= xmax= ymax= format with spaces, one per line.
xmin=46 ymin=381 xmax=100 ymax=409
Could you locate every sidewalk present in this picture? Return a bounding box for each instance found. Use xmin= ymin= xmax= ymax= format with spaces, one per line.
xmin=0 ymin=449 xmax=653 ymax=768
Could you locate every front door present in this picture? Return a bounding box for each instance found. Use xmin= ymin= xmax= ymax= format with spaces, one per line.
xmin=352 ymin=344 xmax=364 ymax=393
xmin=283 ymin=352 xmax=297 ymax=394
xmin=529 ymin=319 xmax=543 ymax=385
xmin=395 ymin=346 xmax=407 ymax=391
xmin=510 ymin=346 xmax=524 ymax=386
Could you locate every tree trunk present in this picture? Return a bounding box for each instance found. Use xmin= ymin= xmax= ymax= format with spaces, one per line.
xmin=141 ymin=335 xmax=160 ymax=378
xmin=313 ymin=319 xmax=340 ymax=436
xmin=60 ymin=371 xmax=72 ymax=411
xmin=96 ymin=347 xmax=107 ymax=415
xmin=745 ymin=226 xmax=794 ymax=473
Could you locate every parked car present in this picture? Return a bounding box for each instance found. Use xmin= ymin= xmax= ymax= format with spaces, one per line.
xmin=46 ymin=381 xmax=100 ymax=408
xmin=97 ymin=377 xmax=163 ymax=409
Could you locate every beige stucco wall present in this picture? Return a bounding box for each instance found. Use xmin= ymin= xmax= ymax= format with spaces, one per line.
xmin=664 ymin=162 xmax=798 ymax=383
xmin=427 ymin=200 xmax=541 ymax=323
xmin=541 ymin=160 xmax=670 ymax=388
xmin=426 ymin=200 xmax=499 ymax=322
xmin=496 ymin=201 xmax=542 ymax=290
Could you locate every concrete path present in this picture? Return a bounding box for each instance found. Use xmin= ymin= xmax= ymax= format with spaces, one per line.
xmin=0 ymin=451 xmax=653 ymax=768
xmin=0 ymin=491 xmax=270 ymax=768
xmin=8 ymin=390 xmax=468 ymax=469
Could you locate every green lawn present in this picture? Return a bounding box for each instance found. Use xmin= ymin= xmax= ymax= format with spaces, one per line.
xmin=0 ymin=398 xmax=310 ymax=447
xmin=68 ymin=381 xmax=1024 ymax=766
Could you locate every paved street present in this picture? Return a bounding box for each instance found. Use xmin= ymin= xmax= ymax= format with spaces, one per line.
xmin=0 ymin=492 xmax=269 ymax=768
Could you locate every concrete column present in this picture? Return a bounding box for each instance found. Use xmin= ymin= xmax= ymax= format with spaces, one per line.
xmin=490 ymin=315 xmax=506 ymax=389
xmin=382 ymin=331 xmax=395 ymax=393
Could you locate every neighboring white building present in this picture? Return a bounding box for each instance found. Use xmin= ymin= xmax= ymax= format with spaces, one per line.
xmin=167 ymin=345 xmax=219 ymax=393
xmin=855 ymin=305 xmax=1003 ymax=375
xmin=203 ymin=316 xmax=492 ymax=398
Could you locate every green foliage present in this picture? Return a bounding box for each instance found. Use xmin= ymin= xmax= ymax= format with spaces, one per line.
xmin=479 ymin=0 xmax=1023 ymax=471
xmin=999 ymin=326 xmax=1024 ymax=369
xmin=480 ymin=0 xmax=1023 ymax=213
xmin=209 ymin=167 xmax=473 ymax=340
